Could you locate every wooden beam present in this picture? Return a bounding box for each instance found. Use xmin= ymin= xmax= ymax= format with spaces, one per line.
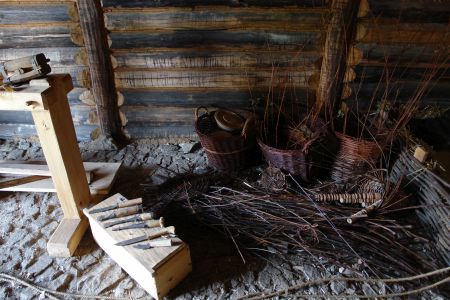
xmin=30 ymin=75 xmax=91 ymax=219
xmin=76 ymin=0 xmax=127 ymax=143
xmin=316 ymin=0 xmax=360 ymax=114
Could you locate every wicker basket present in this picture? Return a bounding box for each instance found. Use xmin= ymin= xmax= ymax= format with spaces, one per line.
xmin=331 ymin=132 xmax=382 ymax=182
xmin=195 ymin=107 xmax=257 ymax=171
xmin=257 ymin=118 xmax=333 ymax=181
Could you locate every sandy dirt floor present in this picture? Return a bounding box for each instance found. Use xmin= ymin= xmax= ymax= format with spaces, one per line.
xmin=0 ymin=137 xmax=445 ymax=300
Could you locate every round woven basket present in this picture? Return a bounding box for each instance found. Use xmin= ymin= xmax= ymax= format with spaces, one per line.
xmin=331 ymin=132 xmax=383 ymax=182
xmin=195 ymin=107 xmax=257 ymax=171
xmin=257 ymin=118 xmax=331 ymax=181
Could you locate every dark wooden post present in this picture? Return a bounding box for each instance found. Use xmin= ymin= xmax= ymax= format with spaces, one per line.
xmin=76 ymin=0 xmax=127 ymax=144
xmin=316 ymin=0 xmax=360 ymax=115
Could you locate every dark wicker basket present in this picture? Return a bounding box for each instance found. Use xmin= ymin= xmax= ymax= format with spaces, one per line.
xmin=257 ymin=118 xmax=332 ymax=181
xmin=195 ymin=107 xmax=257 ymax=171
xmin=331 ymin=132 xmax=383 ymax=182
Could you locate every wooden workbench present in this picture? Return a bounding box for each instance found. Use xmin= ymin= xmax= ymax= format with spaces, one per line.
xmin=0 ymin=74 xmax=121 ymax=257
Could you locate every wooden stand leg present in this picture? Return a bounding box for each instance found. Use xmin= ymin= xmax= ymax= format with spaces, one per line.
xmin=30 ymin=76 xmax=92 ymax=257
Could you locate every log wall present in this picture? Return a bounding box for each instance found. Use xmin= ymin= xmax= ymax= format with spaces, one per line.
xmin=0 ymin=0 xmax=449 ymax=140
xmin=343 ymin=0 xmax=450 ymax=111
xmin=103 ymin=0 xmax=330 ymax=137
xmin=0 ymin=0 xmax=98 ymax=140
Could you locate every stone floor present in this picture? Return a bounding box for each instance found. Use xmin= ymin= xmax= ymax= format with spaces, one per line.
xmin=0 ymin=137 xmax=445 ymax=299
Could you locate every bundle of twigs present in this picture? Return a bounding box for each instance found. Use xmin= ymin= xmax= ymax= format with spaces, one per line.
xmin=178 ymin=176 xmax=437 ymax=277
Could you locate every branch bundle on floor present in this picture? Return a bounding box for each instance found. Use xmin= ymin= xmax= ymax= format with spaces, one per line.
xmin=180 ymin=182 xmax=437 ymax=276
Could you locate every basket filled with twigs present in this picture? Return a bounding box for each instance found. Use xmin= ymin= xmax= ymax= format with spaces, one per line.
xmin=331 ymin=131 xmax=383 ymax=182
xmin=195 ymin=106 xmax=258 ymax=171
xmin=257 ymin=115 xmax=335 ymax=182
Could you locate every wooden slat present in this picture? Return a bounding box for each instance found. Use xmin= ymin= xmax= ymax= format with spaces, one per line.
xmin=0 ymin=26 xmax=76 ymax=49
xmin=114 ymin=69 xmax=316 ymax=89
xmin=353 ymin=66 xmax=450 ymax=82
xmin=347 ymin=81 xmax=450 ymax=104
xmin=0 ymin=3 xmax=71 ymax=24
xmin=112 ymin=50 xmax=321 ymax=69
xmin=104 ymin=8 xmax=327 ymax=32
xmin=0 ymin=163 xmax=93 ymax=183
xmin=124 ymin=122 xmax=193 ymax=138
xmin=102 ymin=0 xmax=330 ymax=8
xmin=0 ymin=47 xmax=86 ymax=67
xmin=0 ymin=104 xmax=96 ymax=125
xmin=125 ymin=122 xmax=196 ymax=138
xmin=367 ymin=0 xmax=450 ymax=23
xmin=354 ymin=43 xmax=449 ymax=65
xmin=0 ymin=162 xmax=121 ymax=195
xmin=0 ymin=175 xmax=47 ymax=189
xmin=109 ymin=31 xmax=323 ymax=50
xmin=0 ymin=123 xmax=96 ymax=140
xmin=118 ymin=88 xmax=315 ymax=106
xmin=356 ymin=19 xmax=450 ymax=44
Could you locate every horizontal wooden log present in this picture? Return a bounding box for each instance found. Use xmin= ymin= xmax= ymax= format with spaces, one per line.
xmin=354 ymin=43 xmax=450 ymax=65
xmin=121 ymin=107 xmax=196 ymax=132
xmin=367 ymin=0 xmax=450 ymax=23
xmin=114 ymin=69 xmax=316 ymax=88
xmin=0 ymin=26 xmax=76 ymax=49
xmin=353 ymin=65 xmax=450 ymax=82
xmin=356 ymin=19 xmax=450 ymax=44
xmin=0 ymin=47 xmax=86 ymax=67
xmin=118 ymin=88 xmax=315 ymax=106
xmin=102 ymin=0 xmax=330 ymax=8
xmin=109 ymin=30 xmax=323 ymax=50
xmin=112 ymin=50 xmax=321 ymax=69
xmin=125 ymin=122 xmax=195 ymax=138
xmin=0 ymin=3 xmax=71 ymax=24
xmin=0 ymin=104 xmax=97 ymax=125
xmin=0 ymin=124 xmax=96 ymax=141
xmin=104 ymin=8 xmax=327 ymax=32
xmin=346 ymin=81 xmax=450 ymax=105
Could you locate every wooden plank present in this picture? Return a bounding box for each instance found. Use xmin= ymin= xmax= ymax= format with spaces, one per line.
xmin=354 ymin=43 xmax=449 ymax=64
xmin=0 ymin=3 xmax=71 ymax=24
xmin=109 ymin=31 xmax=323 ymax=50
xmin=352 ymin=65 xmax=450 ymax=82
xmin=0 ymin=175 xmax=47 ymax=189
xmin=0 ymin=162 xmax=121 ymax=195
xmin=114 ymin=69 xmax=317 ymax=88
xmin=112 ymin=50 xmax=320 ymax=69
xmin=119 ymin=87 xmax=315 ymax=106
xmin=0 ymin=47 xmax=85 ymax=67
xmin=104 ymin=8 xmax=327 ymax=32
xmin=0 ymin=26 xmax=77 ymax=49
xmin=84 ymin=193 xmax=192 ymax=299
xmin=346 ymin=81 xmax=450 ymax=109
xmin=77 ymin=0 xmax=127 ymax=143
xmin=126 ymin=122 xmax=196 ymax=138
xmin=316 ymin=0 xmax=360 ymax=111
xmin=0 ymin=104 xmax=96 ymax=126
xmin=367 ymin=0 xmax=450 ymax=23
xmin=0 ymin=123 xmax=96 ymax=140
xmin=28 ymin=75 xmax=91 ymax=219
xmin=356 ymin=19 xmax=450 ymax=44
xmin=102 ymin=0 xmax=330 ymax=8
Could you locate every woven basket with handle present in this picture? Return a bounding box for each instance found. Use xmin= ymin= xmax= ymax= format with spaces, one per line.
xmin=195 ymin=107 xmax=258 ymax=171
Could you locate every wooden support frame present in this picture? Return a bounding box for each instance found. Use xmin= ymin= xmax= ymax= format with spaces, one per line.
xmin=0 ymin=74 xmax=120 ymax=257
xmin=76 ymin=0 xmax=127 ymax=144
xmin=316 ymin=0 xmax=361 ymax=114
